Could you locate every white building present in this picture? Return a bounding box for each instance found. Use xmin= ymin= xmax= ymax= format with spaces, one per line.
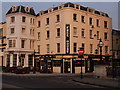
xmin=6 ymin=6 xmax=36 ymax=67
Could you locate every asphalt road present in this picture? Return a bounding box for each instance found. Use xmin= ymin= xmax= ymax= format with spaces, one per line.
xmin=2 ymin=74 xmax=107 ymax=89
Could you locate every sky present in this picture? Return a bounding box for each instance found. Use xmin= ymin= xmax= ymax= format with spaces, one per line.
xmin=0 ymin=0 xmax=119 ymax=30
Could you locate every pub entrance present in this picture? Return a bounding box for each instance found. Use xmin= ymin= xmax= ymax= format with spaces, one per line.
xmin=64 ymin=61 xmax=70 ymax=73
xmin=63 ymin=58 xmax=71 ymax=73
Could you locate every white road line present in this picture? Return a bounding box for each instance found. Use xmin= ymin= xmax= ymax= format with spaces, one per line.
xmin=2 ymin=83 xmax=22 ymax=88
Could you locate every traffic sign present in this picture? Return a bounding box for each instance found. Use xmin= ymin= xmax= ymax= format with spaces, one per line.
xmin=78 ymin=48 xmax=84 ymax=55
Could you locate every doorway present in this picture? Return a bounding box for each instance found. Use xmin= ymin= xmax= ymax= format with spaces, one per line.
xmin=64 ymin=62 xmax=70 ymax=73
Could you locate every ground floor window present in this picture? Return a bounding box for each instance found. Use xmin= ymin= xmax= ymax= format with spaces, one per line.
xmin=75 ymin=60 xmax=84 ymax=67
xmin=21 ymin=54 xmax=25 ymax=66
xmin=53 ymin=60 xmax=61 ymax=67
xmin=6 ymin=55 xmax=10 ymax=67
xmin=13 ymin=54 xmax=17 ymax=67
xmin=28 ymin=55 xmax=33 ymax=67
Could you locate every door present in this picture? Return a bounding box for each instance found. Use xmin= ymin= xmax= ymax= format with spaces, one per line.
xmin=64 ymin=62 xmax=70 ymax=73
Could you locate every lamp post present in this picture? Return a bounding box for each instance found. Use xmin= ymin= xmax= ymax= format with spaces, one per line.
xmin=98 ymin=38 xmax=104 ymax=63
xmin=33 ymin=49 xmax=40 ymax=74
xmin=33 ymin=50 xmax=36 ymax=74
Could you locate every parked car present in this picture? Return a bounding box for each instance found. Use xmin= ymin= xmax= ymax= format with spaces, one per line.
xmin=15 ymin=66 xmax=30 ymax=74
xmin=2 ymin=67 xmax=11 ymax=73
xmin=10 ymin=67 xmax=17 ymax=73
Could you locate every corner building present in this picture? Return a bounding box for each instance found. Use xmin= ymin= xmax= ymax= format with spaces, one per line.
xmin=5 ymin=2 xmax=112 ymax=73
xmin=36 ymin=3 xmax=112 ymax=73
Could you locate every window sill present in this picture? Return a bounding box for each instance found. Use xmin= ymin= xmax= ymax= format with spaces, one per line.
xmin=46 ymin=38 xmax=50 ymax=40
xmin=97 ymin=26 xmax=100 ymax=28
xmin=56 ymin=21 xmax=60 ymax=23
xmin=10 ymin=22 xmax=15 ymax=24
xmin=73 ymin=52 xmax=78 ymax=54
xmin=30 ymin=23 xmax=34 ymax=25
xmin=10 ymin=33 xmax=15 ymax=35
xmin=22 ymin=22 xmax=26 ymax=23
xmin=46 ymin=24 xmax=49 ymax=26
xmin=104 ymin=27 xmax=108 ymax=29
xmin=82 ymin=22 xmax=85 ymax=24
xmin=37 ymin=26 xmax=40 ymax=28
xmin=56 ymin=36 xmax=60 ymax=38
xmin=105 ymin=39 xmax=109 ymax=41
xmin=73 ymin=20 xmax=78 ymax=22
xmin=73 ymin=35 xmax=78 ymax=38
xmin=90 ymin=37 xmax=94 ymax=39
xmin=82 ymin=36 xmax=86 ymax=38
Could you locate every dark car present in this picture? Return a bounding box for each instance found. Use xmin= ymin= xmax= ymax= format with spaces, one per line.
xmin=10 ymin=67 xmax=17 ymax=73
xmin=15 ymin=66 xmax=30 ymax=74
xmin=2 ymin=67 xmax=11 ymax=73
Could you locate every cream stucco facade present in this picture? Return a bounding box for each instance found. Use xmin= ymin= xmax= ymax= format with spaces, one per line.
xmin=6 ymin=6 xmax=36 ymax=67
xmin=36 ymin=5 xmax=112 ymax=55
xmin=2 ymin=2 xmax=112 ymax=73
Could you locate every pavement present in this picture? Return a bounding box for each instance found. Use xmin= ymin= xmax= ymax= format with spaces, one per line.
xmin=1 ymin=72 xmax=120 ymax=89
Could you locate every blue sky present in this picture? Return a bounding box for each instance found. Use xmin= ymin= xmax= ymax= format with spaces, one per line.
xmin=1 ymin=1 xmax=119 ymax=30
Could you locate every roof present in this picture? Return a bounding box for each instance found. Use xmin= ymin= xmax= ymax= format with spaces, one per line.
xmin=112 ymin=29 xmax=120 ymax=36
xmin=6 ymin=5 xmax=36 ymax=16
xmin=36 ymin=2 xmax=109 ymax=17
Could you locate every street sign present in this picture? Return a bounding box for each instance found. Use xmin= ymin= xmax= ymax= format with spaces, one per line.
xmin=78 ymin=48 xmax=84 ymax=55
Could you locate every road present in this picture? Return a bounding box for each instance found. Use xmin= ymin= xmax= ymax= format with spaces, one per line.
xmin=2 ymin=74 xmax=109 ymax=89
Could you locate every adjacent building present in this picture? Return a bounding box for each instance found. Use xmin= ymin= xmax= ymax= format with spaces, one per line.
xmin=3 ymin=2 xmax=112 ymax=73
xmin=0 ymin=22 xmax=6 ymax=67
xmin=112 ymin=29 xmax=120 ymax=59
xmin=6 ymin=6 xmax=36 ymax=67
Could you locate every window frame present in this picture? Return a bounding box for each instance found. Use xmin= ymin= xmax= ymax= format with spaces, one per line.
xmin=21 ymin=40 xmax=25 ymax=48
xmin=81 ymin=16 xmax=85 ymax=23
xmin=22 ymin=16 xmax=26 ymax=22
xmin=90 ymin=30 xmax=93 ymax=39
xmin=57 ymin=43 xmax=60 ymax=53
xmin=90 ymin=44 xmax=93 ymax=54
xmin=46 ymin=44 xmax=50 ymax=53
xmin=11 ymin=16 xmax=15 ymax=23
xmin=89 ymin=17 xmax=92 ymax=25
xmin=57 ymin=28 xmax=60 ymax=37
xmin=47 ymin=30 xmax=50 ymax=39
xmin=9 ymin=40 xmax=12 ymax=48
xmin=56 ymin=14 xmax=60 ymax=22
xmin=10 ymin=28 xmax=15 ymax=34
xmin=104 ymin=32 xmax=108 ymax=40
xmin=73 ymin=13 xmax=77 ymax=21
xmin=46 ymin=18 xmax=49 ymax=25
xmin=73 ymin=43 xmax=77 ymax=53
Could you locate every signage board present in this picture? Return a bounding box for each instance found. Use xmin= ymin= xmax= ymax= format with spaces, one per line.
xmin=66 ymin=24 xmax=70 ymax=54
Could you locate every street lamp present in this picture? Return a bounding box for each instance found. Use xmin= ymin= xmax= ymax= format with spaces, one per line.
xmin=98 ymin=38 xmax=104 ymax=63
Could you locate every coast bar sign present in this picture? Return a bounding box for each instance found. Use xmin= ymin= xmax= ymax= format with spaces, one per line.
xmin=78 ymin=48 xmax=84 ymax=55
xmin=66 ymin=24 xmax=70 ymax=54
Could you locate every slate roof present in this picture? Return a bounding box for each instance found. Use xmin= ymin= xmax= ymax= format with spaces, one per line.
xmin=112 ymin=29 xmax=120 ymax=36
xmin=6 ymin=6 xmax=36 ymax=16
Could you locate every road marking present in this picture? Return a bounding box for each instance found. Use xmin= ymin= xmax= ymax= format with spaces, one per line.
xmin=2 ymin=83 xmax=22 ymax=88
xmin=71 ymin=80 xmax=106 ymax=88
